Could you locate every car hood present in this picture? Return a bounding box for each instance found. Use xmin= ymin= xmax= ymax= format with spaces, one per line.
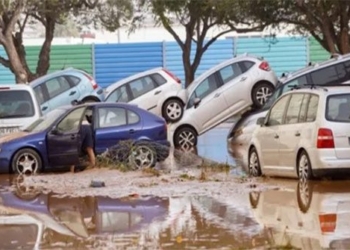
xmin=0 ymin=131 xmax=42 ymax=144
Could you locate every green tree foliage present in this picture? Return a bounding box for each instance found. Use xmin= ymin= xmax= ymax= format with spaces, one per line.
xmin=245 ymin=0 xmax=350 ymax=55
xmin=0 ymin=0 xmax=134 ymax=83
xmin=134 ymin=0 xmax=271 ymax=87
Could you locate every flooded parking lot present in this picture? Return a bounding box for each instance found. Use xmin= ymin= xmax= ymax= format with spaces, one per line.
xmin=1 ymin=125 xmax=350 ymax=249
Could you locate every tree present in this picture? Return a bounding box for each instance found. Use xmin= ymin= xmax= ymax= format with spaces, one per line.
xmin=245 ymin=0 xmax=350 ymax=55
xmin=0 ymin=0 xmax=134 ymax=83
xmin=133 ymin=0 xmax=272 ymax=87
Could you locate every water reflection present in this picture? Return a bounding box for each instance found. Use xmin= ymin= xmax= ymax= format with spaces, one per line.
xmin=249 ymin=180 xmax=350 ymax=250
xmin=0 ymin=177 xmax=266 ymax=249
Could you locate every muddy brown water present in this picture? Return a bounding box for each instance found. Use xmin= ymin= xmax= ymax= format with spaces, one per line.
xmin=1 ymin=126 xmax=350 ymax=249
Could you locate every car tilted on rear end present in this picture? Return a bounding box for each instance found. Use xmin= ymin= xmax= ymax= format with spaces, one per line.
xmin=168 ymin=53 xmax=278 ymax=150
xmin=248 ymin=85 xmax=350 ymax=181
xmin=0 ymin=102 xmax=170 ymax=175
xmin=104 ymin=67 xmax=186 ymax=123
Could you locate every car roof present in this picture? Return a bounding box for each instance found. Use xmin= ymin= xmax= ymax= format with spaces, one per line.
xmin=279 ymin=53 xmax=350 ymax=83
xmin=29 ymin=68 xmax=87 ymax=87
xmin=105 ymin=67 xmax=164 ymax=92
xmin=70 ymin=102 xmax=139 ymax=110
xmin=0 ymin=84 xmax=33 ymax=90
xmin=186 ymin=53 xmax=262 ymax=93
xmin=287 ymin=85 xmax=350 ymax=96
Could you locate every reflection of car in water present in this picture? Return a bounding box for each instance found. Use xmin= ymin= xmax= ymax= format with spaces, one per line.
xmin=248 ymin=180 xmax=350 ymax=249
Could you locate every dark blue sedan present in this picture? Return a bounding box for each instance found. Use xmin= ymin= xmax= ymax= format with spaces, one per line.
xmin=0 ymin=103 xmax=170 ymax=174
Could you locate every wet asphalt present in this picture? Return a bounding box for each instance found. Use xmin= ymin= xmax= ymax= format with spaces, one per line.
xmin=1 ymin=124 xmax=350 ymax=249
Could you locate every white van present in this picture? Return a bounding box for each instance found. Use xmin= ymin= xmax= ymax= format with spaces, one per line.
xmin=0 ymin=84 xmax=41 ymax=136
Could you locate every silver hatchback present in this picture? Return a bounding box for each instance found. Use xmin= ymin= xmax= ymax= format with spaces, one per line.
xmin=248 ymin=86 xmax=350 ymax=181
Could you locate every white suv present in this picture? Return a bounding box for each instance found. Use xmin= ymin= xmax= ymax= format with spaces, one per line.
xmin=104 ymin=68 xmax=185 ymax=123
xmin=248 ymin=85 xmax=350 ymax=181
xmin=168 ymin=54 xmax=278 ymax=150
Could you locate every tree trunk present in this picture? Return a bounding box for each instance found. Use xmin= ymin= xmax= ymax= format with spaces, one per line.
xmin=3 ymin=40 xmax=28 ymax=83
xmin=36 ymin=18 xmax=55 ymax=77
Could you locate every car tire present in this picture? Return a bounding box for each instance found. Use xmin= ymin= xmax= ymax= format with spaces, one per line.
xmin=248 ymin=147 xmax=262 ymax=177
xmin=174 ymin=126 xmax=197 ymax=151
xmin=162 ymin=99 xmax=184 ymax=123
xmin=297 ymin=181 xmax=313 ymax=213
xmin=11 ymin=148 xmax=42 ymax=175
xmin=129 ymin=143 xmax=157 ymax=170
xmin=251 ymin=82 xmax=274 ymax=108
xmin=297 ymin=150 xmax=313 ymax=181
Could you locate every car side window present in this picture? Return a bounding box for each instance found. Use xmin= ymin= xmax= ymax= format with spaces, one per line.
xmin=66 ymin=75 xmax=81 ymax=86
xmin=239 ymin=61 xmax=255 ymax=72
xmin=285 ymin=94 xmax=305 ymax=124
xmin=310 ymin=65 xmax=342 ymax=85
xmin=106 ymin=85 xmax=130 ymax=103
xmin=306 ymin=95 xmax=319 ymax=122
xmin=127 ymin=110 xmax=140 ymax=124
xmin=218 ymin=63 xmax=243 ymax=84
xmin=129 ymin=76 xmax=157 ymax=99
xmin=98 ymin=107 xmax=127 ymax=128
xmin=151 ymin=73 xmax=167 ymax=85
xmin=45 ymin=76 xmax=71 ymax=99
xmin=298 ymin=94 xmax=310 ymax=123
xmin=187 ymin=74 xmax=220 ymax=108
xmin=34 ymin=85 xmax=45 ymax=105
xmin=282 ymin=76 xmax=308 ymax=94
xmin=56 ymin=107 xmax=86 ymax=133
xmin=267 ymin=95 xmax=290 ymax=126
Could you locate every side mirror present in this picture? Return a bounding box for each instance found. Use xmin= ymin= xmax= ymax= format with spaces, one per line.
xmin=51 ymin=128 xmax=60 ymax=135
xmin=193 ymin=97 xmax=201 ymax=108
xmin=256 ymin=117 xmax=266 ymax=126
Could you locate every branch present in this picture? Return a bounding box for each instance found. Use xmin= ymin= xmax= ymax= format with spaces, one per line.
xmin=0 ymin=55 xmax=10 ymax=68
xmin=5 ymin=0 xmax=24 ymax=37
xmin=17 ymin=13 xmax=29 ymax=34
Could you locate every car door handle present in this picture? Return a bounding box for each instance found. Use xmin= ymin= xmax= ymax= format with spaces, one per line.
xmin=42 ymin=106 xmax=48 ymax=111
xmin=240 ymin=76 xmax=247 ymax=82
xmin=129 ymin=129 xmax=135 ymax=134
xmin=154 ymin=90 xmax=161 ymax=95
xmin=70 ymin=134 xmax=76 ymax=140
xmin=295 ymin=132 xmax=300 ymax=137
xmin=274 ymin=134 xmax=279 ymax=139
xmin=69 ymin=91 xmax=76 ymax=96
xmin=214 ymin=92 xmax=221 ymax=98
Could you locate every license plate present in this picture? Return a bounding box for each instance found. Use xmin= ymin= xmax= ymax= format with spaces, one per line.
xmin=0 ymin=127 xmax=20 ymax=135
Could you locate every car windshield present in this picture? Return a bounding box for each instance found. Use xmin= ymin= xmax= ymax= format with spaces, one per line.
xmin=0 ymin=90 xmax=35 ymax=118
xmin=24 ymin=108 xmax=66 ymax=133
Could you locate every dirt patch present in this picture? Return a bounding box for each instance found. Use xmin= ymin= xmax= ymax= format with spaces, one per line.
xmin=10 ymin=149 xmax=277 ymax=199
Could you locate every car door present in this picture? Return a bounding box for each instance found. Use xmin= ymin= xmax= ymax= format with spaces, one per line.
xmin=186 ymin=73 xmax=228 ymax=132
xmin=43 ymin=76 xmax=79 ymax=112
xmin=219 ymin=61 xmax=251 ymax=111
xmin=105 ymin=85 xmax=131 ymax=103
xmin=46 ymin=106 xmax=86 ymax=166
xmin=128 ymin=76 xmax=159 ymax=112
xmin=33 ymin=85 xmax=51 ymax=114
xmin=256 ymin=95 xmax=290 ymax=168
xmin=94 ymin=106 xmax=142 ymax=154
xmin=277 ymin=93 xmax=308 ymax=172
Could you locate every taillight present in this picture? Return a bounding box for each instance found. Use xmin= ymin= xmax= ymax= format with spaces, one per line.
xmin=319 ymin=214 xmax=337 ymax=233
xmin=83 ymin=72 xmax=98 ymax=89
xmin=317 ymin=128 xmax=335 ymax=148
xmin=163 ymin=69 xmax=181 ymax=84
xmin=259 ymin=61 xmax=271 ymax=71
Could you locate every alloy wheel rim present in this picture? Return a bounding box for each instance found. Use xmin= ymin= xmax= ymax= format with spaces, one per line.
xmin=178 ymin=131 xmax=195 ymax=150
xmin=256 ymin=87 xmax=273 ymax=105
xmin=298 ymin=155 xmax=309 ymax=181
xmin=166 ymin=102 xmax=182 ymax=120
xmin=249 ymin=151 xmax=259 ymax=176
xmin=298 ymin=181 xmax=310 ymax=207
xmin=16 ymin=153 xmax=38 ymax=175
xmin=131 ymin=146 xmax=154 ymax=169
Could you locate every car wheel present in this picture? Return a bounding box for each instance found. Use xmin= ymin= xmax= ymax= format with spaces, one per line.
xmin=11 ymin=148 xmax=42 ymax=175
xmin=297 ymin=150 xmax=313 ymax=181
xmin=297 ymin=181 xmax=313 ymax=213
xmin=248 ymin=147 xmax=262 ymax=177
xmin=252 ymin=82 xmax=274 ymax=108
xmin=129 ymin=144 xmax=156 ymax=169
xmin=162 ymin=99 xmax=184 ymax=123
xmin=174 ymin=127 xmax=197 ymax=151
xmin=11 ymin=175 xmax=41 ymax=200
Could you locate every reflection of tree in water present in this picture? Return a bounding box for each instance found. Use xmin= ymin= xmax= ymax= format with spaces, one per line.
xmin=40 ymin=228 xmax=93 ymax=249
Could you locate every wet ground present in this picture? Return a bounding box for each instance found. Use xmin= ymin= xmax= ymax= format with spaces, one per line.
xmin=1 ymin=125 xmax=350 ymax=249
